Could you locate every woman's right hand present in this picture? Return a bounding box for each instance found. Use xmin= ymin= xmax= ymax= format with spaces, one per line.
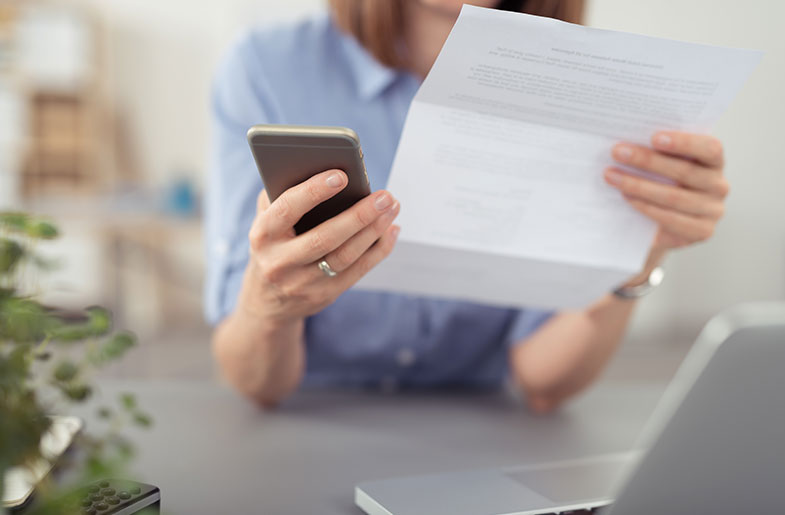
xmin=238 ymin=168 xmax=401 ymax=328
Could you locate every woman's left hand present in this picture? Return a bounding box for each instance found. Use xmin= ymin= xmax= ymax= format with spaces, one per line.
xmin=604 ymin=131 xmax=729 ymax=252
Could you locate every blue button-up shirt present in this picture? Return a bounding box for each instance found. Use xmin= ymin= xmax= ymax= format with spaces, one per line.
xmin=205 ymin=12 xmax=554 ymax=389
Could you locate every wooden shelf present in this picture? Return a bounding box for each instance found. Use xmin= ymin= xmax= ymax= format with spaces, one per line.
xmin=0 ymin=1 xmax=109 ymax=200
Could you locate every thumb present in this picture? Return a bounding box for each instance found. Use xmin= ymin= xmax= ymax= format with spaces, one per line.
xmin=257 ymin=189 xmax=271 ymax=212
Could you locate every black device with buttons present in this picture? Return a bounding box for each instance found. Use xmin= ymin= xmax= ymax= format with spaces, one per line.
xmin=78 ymin=479 xmax=160 ymax=515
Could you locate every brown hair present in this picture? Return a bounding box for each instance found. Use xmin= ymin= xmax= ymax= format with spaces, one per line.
xmin=329 ymin=0 xmax=585 ymax=69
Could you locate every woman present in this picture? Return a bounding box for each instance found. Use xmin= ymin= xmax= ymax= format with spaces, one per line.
xmin=205 ymin=0 xmax=728 ymax=411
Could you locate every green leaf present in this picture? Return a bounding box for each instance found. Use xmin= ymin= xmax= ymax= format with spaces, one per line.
xmin=101 ymin=332 xmax=136 ymax=360
xmin=119 ymin=392 xmax=136 ymax=411
xmin=86 ymin=306 xmax=112 ymax=336
xmin=0 ymin=342 xmax=32 ymax=390
xmin=25 ymin=220 xmax=59 ymax=240
xmin=48 ymin=307 xmax=114 ymax=342
xmin=0 ymin=212 xmax=29 ymax=232
xmin=34 ymin=351 xmax=52 ymax=361
xmin=132 ymin=412 xmax=152 ymax=428
xmin=61 ymin=384 xmax=92 ymax=402
xmin=0 ymin=391 xmax=51 ymax=470
xmin=0 ymin=238 xmax=24 ymax=274
xmin=0 ymin=298 xmax=52 ymax=342
xmin=96 ymin=406 xmax=112 ymax=419
xmin=48 ymin=323 xmax=93 ymax=342
xmin=52 ymin=361 xmax=79 ymax=382
xmin=0 ymin=213 xmax=59 ymax=241
xmin=86 ymin=331 xmax=137 ymax=365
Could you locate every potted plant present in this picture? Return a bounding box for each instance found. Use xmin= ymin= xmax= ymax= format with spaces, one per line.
xmin=1 ymin=212 xmax=151 ymax=514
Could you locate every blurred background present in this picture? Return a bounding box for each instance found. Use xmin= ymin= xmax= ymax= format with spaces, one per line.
xmin=0 ymin=0 xmax=782 ymax=382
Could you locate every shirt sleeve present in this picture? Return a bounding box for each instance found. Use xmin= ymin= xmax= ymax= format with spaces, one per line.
xmin=203 ymin=31 xmax=282 ymax=326
xmin=504 ymin=308 xmax=556 ymax=347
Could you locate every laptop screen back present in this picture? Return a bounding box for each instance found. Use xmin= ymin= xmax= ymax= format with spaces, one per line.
xmin=609 ymin=317 xmax=785 ymax=515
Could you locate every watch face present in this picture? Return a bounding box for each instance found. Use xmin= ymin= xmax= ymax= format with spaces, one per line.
xmin=650 ymin=267 xmax=665 ymax=287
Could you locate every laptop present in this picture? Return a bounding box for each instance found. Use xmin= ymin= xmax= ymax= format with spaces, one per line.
xmin=355 ymin=302 xmax=785 ymax=514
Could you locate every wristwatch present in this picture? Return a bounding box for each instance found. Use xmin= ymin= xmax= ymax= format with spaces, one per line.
xmin=613 ymin=266 xmax=665 ymax=299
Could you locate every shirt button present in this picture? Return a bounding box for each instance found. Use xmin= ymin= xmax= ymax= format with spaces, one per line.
xmin=396 ymin=348 xmax=416 ymax=367
xmin=214 ymin=240 xmax=229 ymax=257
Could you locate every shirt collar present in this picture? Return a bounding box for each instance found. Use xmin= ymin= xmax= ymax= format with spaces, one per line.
xmin=334 ymin=21 xmax=400 ymax=101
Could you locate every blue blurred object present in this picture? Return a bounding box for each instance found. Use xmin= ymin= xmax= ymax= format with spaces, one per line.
xmin=165 ymin=177 xmax=198 ymax=216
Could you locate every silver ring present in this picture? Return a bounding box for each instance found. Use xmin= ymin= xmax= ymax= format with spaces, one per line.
xmin=318 ymin=259 xmax=338 ymax=278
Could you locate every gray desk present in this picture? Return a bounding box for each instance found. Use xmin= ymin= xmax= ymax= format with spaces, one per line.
xmin=84 ymin=380 xmax=666 ymax=514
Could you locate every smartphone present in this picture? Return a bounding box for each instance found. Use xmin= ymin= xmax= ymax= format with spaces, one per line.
xmin=247 ymin=124 xmax=371 ymax=234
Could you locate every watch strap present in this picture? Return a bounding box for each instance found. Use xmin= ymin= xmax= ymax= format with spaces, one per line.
xmin=613 ymin=266 xmax=665 ymax=299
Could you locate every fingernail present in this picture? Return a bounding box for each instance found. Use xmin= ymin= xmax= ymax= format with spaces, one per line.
xmin=383 ymin=201 xmax=400 ymax=218
xmin=391 ymin=226 xmax=401 ymax=238
xmin=375 ymin=193 xmax=393 ymax=211
xmin=614 ymin=145 xmax=634 ymax=161
xmin=605 ymin=169 xmax=623 ymax=185
xmin=654 ymin=133 xmax=672 ymax=148
xmin=326 ymin=172 xmax=345 ymax=188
